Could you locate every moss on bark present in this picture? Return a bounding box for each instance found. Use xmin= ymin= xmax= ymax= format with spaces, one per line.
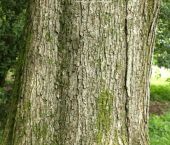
xmin=96 ymin=90 xmax=114 ymax=144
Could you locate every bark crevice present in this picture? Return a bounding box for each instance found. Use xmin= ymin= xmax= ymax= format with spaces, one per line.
xmin=124 ymin=0 xmax=130 ymax=144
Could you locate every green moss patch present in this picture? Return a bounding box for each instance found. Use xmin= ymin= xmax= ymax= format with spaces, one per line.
xmin=96 ymin=89 xmax=114 ymax=143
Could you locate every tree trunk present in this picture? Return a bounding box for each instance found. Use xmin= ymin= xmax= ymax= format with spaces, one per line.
xmin=2 ymin=0 xmax=160 ymax=145
xmin=2 ymin=1 xmax=61 ymax=145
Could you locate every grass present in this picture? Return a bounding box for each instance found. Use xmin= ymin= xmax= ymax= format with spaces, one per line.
xmin=149 ymin=112 xmax=170 ymax=145
xmin=150 ymin=77 xmax=170 ymax=145
xmin=150 ymin=77 xmax=170 ymax=101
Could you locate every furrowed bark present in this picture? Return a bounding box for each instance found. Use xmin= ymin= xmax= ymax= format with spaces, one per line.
xmin=2 ymin=0 xmax=61 ymax=144
xmin=2 ymin=0 xmax=160 ymax=145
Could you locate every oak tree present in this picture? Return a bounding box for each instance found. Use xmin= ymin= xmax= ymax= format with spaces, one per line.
xmin=2 ymin=0 xmax=160 ymax=145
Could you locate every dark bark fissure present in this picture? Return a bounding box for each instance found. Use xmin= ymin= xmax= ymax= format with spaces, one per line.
xmin=124 ymin=0 xmax=130 ymax=144
xmin=57 ymin=2 xmax=74 ymax=143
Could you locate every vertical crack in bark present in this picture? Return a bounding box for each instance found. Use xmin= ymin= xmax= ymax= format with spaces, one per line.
xmin=124 ymin=0 xmax=130 ymax=144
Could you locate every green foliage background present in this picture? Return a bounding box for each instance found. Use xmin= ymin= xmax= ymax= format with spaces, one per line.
xmin=154 ymin=0 xmax=170 ymax=68
xmin=0 ymin=0 xmax=26 ymax=85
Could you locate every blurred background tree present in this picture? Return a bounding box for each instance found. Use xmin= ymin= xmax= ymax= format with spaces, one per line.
xmin=154 ymin=0 xmax=170 ymax=68
xmin=0 ymin=0 xmax=26 ymax=86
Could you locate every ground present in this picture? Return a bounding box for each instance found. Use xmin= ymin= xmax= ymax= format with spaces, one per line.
xmin=150 ymin=101 xmax=170 ymax=115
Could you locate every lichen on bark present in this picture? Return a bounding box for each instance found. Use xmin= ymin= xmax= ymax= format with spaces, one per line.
xmin=96 ymin=89 xmax=114 ymax=144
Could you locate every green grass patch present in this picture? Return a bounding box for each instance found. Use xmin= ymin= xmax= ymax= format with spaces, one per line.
xmin=149 ymin=112 xmax=170 ymax=145
xmin=150 ymin=76 xmax=170 ymax=144
xmin=150 ymin=78 xmax=170 ymax=101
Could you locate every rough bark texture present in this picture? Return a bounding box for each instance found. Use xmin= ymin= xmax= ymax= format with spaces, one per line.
xmin=2 ymin=0 xmax=61 ymax=145
xmin=2 ymin=0 xmax=160 ymax=145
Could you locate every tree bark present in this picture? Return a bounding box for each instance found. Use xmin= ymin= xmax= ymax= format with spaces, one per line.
xmin=2 ymin=1 xmax=61 ymax=145
xmin=2 ymin=0 xmax=160 ymax=145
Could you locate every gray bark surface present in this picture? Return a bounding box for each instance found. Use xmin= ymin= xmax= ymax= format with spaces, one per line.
xmin=2 ymin=0 xmax=160 ymax=145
